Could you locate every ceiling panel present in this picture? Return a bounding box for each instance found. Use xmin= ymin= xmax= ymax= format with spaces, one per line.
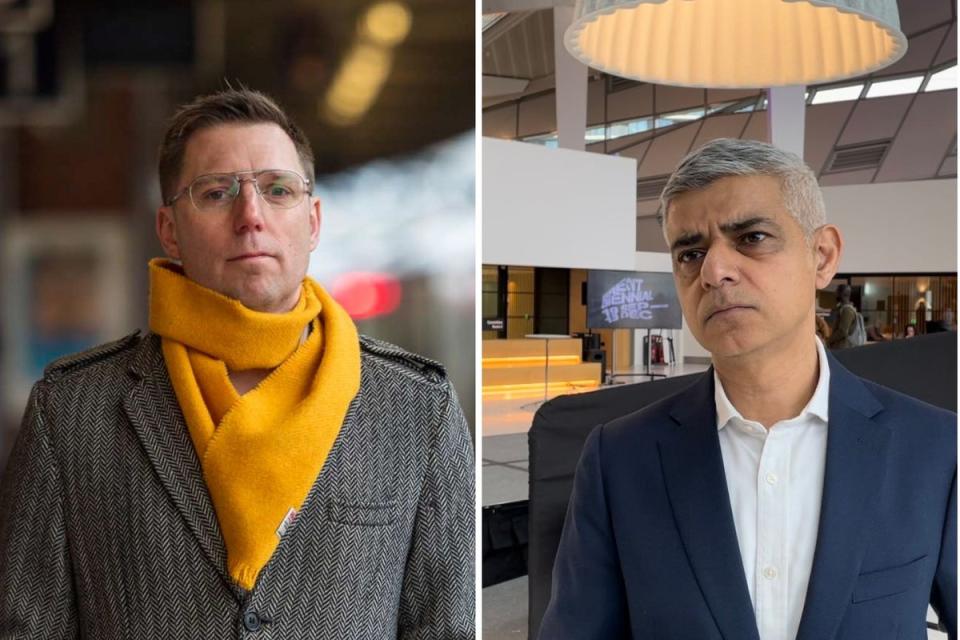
xmin=934 ymin=23 xmax=957 ymax=66
xmin=897 ymin=0 xmax=954 ymax=36
xmin=654 ymin=85 xmax=706 ymax=113
xmin=587 ymin=78 xmax=606 ymax=125
xmin=606 ymin=83 xmax=654 ymax=122
xmin=616 ymin=138 xmax=650 ymax=162
xmin=819 ymin=168 xmax=878 ymax=186
xmin=837 ymin=94 xmax=913 ymax=145
xmin=639 ymin=123 xmax=700 ymax=176
xmin=875 ymin=25 xmax=950 ymax=77
xmin=939 ymin=156 xmax=957 ymax=176
xmin=483 ymin=103 xmax=518 ymax=138
xmin=482 ymin=9 xmax=553 ymax=79
xmin=691 ymin=113 xmax=752 ymax=149
xmin=875 ymin=90 xmax=958 ymax=181
xmin=741 ymin=111 xmax=769 ymax=142
xmin=804 ymin=102 xmax=857 ymax=174
xmin=516 ymin=91 xmax=555 ymax=136
xmin=707 ymin=88 xmax=761 ymax=103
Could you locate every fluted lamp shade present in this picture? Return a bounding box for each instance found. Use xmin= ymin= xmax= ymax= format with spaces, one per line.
xmin=564 ymin=0 xmax=907 ymax=88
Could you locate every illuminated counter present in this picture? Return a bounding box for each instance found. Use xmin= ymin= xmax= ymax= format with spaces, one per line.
xmin=482 ymin=338 xmax=602 ymax=397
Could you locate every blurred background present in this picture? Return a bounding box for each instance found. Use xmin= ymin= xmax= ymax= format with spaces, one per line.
xmin=0 ymin=0 xmax=475 ymax=471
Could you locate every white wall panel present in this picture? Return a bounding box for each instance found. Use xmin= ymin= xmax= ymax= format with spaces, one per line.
xmin=483 ymin=137 xmax=638 ymax=270
xmin=824 ymin=179 xmax=957 ymax=272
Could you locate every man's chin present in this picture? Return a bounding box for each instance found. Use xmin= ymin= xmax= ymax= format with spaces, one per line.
xmin=701 ymin=333 xmax=764 ymax=361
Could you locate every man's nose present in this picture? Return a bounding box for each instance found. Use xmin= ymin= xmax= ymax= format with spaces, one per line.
xmin=699 ymin=242 xmax=741 ymax=290
xmin=232 ymin=180 xmax=264 ymax=233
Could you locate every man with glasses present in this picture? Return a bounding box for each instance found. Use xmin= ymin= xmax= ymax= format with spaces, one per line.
xmin=0 ymin=88 xmax=474 ymax=638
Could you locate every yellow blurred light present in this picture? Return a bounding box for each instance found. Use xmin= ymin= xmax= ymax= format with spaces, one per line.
xmin=482 ymin=355 xmax=581 ymax=367
xmin=362 ymin=1 xmax=412 ymax=47
xmin=481 ymin=380 xmax=600 ymax=395
xmin=323 ymin=43 xmax=393 ymax=125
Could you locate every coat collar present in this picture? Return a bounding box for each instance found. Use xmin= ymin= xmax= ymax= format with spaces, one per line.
xmin=660 ymin=351 xmax=888 ymax=640
xmin=662 ymin=370 xmax=760 ymax=640
xmin=123 ymin=333 xmax=242 ymax=602
xmin=795 ymin=351 xmax=888 ymax=640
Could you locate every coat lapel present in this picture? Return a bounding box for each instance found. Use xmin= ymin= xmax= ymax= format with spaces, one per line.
xmin=122 ymin=334 xmax=242 ymax=602
xmin=660 ymin=371 xmax=761 ymax=640
xmin=796 ymin=353 xmax=889 ymax=640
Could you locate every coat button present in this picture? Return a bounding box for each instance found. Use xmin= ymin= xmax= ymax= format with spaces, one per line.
xmin=243 ymin=610 xmax=262 ymax=632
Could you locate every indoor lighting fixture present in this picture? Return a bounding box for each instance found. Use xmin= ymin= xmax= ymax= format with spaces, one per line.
xmin=564 ymin=0 xmax=907 ymax=88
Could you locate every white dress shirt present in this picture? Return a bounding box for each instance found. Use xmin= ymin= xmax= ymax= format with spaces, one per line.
xmin=714 ymin=338 xmax=830 ymax=640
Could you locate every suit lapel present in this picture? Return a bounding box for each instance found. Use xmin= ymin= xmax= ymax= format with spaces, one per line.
xmin=122 ymin=334 xmax=241 ymax=602
xmin=660 ymin=371 xmax=761 ymax=640
xmin=796 ymin=354 xmax=889 ymax=640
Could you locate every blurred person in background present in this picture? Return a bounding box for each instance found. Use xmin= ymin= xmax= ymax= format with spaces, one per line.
xmin=864 ymin=314 xmax=889 ymax=342
xmin=0 ymin=88 xmax=474 ymax=638
xmin=827 ymin=283 xmax=863 ymax=349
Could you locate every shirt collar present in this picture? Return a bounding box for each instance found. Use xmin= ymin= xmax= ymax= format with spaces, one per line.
xmin=714 ymin=337 xmax=831 ymax=431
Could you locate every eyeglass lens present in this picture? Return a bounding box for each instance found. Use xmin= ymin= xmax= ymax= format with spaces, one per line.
xmin=190 ymin=170 xmax=308 ymax=210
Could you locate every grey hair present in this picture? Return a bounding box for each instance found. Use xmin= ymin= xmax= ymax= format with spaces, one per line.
xmin=658 ymin=138 xmax=826 ymax=241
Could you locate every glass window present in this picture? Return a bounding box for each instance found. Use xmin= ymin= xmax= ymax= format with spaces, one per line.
xmin=585 ymin=125 xmax=607 ymax=142
xmin=811 ymin=84 xmax=864 ymax=104
xmin=925 ymin=65 xmax=957 ymax=92
xmin=866 ymin=75 xmax=923 ymax=98
xmin=522 ymin=132 xmax=559 ymax=148
xmin=506 ymin=266 xmax=535 ymax=339
xmin=482 ymin=265 xmax=500 ymax=320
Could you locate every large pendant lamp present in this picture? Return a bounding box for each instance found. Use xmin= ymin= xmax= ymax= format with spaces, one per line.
xmin=564 ymin=0 xmax=908 ymax=88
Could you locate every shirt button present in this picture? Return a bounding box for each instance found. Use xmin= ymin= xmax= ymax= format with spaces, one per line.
xmin=243 ymin=610 xmax=261 ymax=632
xmin=765 ymin=472 xmax=778 ymax=486
xmin=763 ymin=566 xmax=778 ymax=580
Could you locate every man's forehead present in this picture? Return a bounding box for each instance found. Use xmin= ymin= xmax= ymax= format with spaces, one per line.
xmin=181 ymin=122 xmax=300 ymax=176
xmin=664 ymin=175 xmax=789 ymax=238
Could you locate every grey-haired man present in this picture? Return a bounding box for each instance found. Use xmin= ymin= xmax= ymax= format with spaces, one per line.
xmin=541 ymin=138 xmax=956 ymax=640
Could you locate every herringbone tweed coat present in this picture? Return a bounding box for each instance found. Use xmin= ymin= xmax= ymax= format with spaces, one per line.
xmin=0 ymin=331 xmax=475 ymax=639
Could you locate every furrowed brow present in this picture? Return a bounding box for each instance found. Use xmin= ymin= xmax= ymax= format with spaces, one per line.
xmin=718 ymin=216 xmax=783 ymax=235
xmin=669 ymin=232 xmax=704 ymax=253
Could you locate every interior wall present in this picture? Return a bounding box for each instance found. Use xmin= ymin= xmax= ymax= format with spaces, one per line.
xmin=823 ymin=179 xmax=957 ymax=273
xmin=483 ymin=137 xmax=638 ymax=270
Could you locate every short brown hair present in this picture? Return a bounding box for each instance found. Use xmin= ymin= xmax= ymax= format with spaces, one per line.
xmin=157 ymin=87 xmax=315 ymax=203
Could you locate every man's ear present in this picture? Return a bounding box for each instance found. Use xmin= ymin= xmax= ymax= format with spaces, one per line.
xmin=813 ymin=224 xmax=843 ymax=289
xmin=308 ymin=196 xmax=322 ymax=251
xmin=156 ymin=206 xmax=181 ymax=260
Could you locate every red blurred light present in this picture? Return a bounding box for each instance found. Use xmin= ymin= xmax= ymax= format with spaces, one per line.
xmin=330 ymin=272 xmax=402 ymax=320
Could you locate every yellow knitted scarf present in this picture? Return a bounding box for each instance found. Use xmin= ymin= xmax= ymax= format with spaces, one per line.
xmin=147 ymin=258 xmax=361 ymax=590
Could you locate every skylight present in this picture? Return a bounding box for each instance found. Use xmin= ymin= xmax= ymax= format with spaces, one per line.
xmin=483 ymin=13 xmax=506 ymax=31
xmin=866 ymin=75 xmax=923 ymax=98
xmin=811 ymin=84 xmax=864 ymax=104
xmin=925 ymin=65 xmax=957 ymax=92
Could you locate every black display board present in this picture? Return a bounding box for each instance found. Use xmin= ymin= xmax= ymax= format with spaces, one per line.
xmin=586 ymin=270 xmax=682 ymax=330
xmin=527 ymin=332 xmax=957 ymax=639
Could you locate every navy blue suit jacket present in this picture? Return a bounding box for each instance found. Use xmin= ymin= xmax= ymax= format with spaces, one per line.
xmin=540 ymin=352 xmax=956 ymax=640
